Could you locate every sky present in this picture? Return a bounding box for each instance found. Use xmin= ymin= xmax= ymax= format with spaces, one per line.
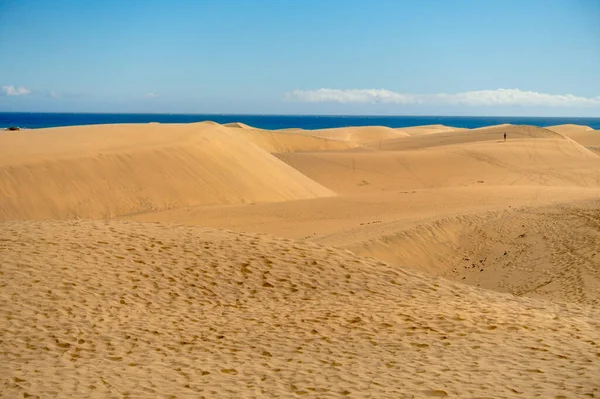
xmin=1 ymin=0 xmax=599 ymax=116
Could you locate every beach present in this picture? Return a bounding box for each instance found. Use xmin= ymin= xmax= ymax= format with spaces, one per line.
xmin=1 ymin=121 xmax=600 ymax=398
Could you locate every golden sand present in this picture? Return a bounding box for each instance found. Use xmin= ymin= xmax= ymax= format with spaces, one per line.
xmin=1 ymin=121 xmax=600 ymax=398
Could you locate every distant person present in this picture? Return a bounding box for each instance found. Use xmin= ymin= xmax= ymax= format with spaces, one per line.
xmin=503 ymin=132 xmax=507 ymax=142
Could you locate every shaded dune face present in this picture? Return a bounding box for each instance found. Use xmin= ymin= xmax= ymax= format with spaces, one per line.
xmin=0 ymin=123 xmax=334 ymax=220
xmin=349 ymin=199 xmax=600 ymax=305
xmin=1 ymin=220 xmax=599 ymax=398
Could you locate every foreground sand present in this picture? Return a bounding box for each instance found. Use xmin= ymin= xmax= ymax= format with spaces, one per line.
xmin=2 ymin=221 xmax=599 ymax=398
xmin=1 ymin=121 xmax=600 ymax=398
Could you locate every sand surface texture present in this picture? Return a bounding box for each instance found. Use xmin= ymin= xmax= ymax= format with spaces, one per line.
xmin=1 ymin=121 xmax=600 ymax=398
xmin=546 ymin=124 xmax=600 ymax=155
xmin=0 ymin=123 xmax=334 ymax=220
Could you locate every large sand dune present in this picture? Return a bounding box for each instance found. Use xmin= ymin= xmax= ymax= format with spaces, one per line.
xmin=2 ymin=121 xmax=600 ymax=398
xmin=1 ymin=220 xmax=599 ymax=398
xmin=545 ymin=123 xmax=595 ymax=135
xmin=297 ymin=125 xmax=409 ymax=145
xmin=546 ymin=124 xmax=600 ymax=150
xmin=395 ymin=124 xmax=465 ymax=136
xmin=0 ymin=123 xmax=333 ymax=220
xmin=223 ymin=123 xmax=358 ymax=153
xmin=349 ymin=198 xmax=600 ymax=305
xmin=278 ymin=136 xmax=600 ymax=194
xmin=373 ymin=124 xmax=563 ymax=151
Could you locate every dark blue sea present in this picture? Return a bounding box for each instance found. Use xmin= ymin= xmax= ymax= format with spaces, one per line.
xmin=2 ymin=113 xmax=600 ymax=130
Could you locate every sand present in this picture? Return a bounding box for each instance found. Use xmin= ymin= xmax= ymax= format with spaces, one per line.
xmin=2 ymin=121 xmax=600 ymax=398
xmin=395 ymin=124 xmax=465 ymax=136
xmin=296 ymin=126 xmax=409 ymax=145
xmin=0 ymin=123 xmax=334 ymax=220
xmin=277 ymin=136 xmax=599 ymax=194
xmin=546 ymin=124 xmax=600 ymax=155
xmin=222 ymin=123 xmax=359 ymax=153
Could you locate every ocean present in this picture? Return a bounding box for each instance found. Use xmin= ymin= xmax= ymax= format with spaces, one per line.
xmin=2 ymin=112 xmax=600 ymax=130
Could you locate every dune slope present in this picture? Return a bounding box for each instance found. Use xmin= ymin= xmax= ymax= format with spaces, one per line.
xmin=546 ymin=124 xmax=600 ymax=149
xmin=349 ymin=199 xmax=600 ymax=305
xmin=1 ymin=220 xmax=599 ymax=398
xmin=278 ymin=137 xmax=600 ymax=194
xmin=223 ymin=123 xmax=358 ymax=153
xmin=0 ymin=123 xmax=333 ymax=220
xmin=298 ymin=126 xmax=409 ymax=145
xmin=395 ymin=124 xmax=464 ymax=136
xmin=545 ymin=124 xmax=594 ymax=135
xmin=373 ymin=124 xmax=563 ymax=151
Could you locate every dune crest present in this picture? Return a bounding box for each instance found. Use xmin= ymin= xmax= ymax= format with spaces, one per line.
xmin=298 ymin=125 xmax=409 ymax=145
xmin=223 ymin=121 xmax=255 ymax=129
xmin=223 ymin=123 xmax=359 ymax=153
xmin=546 ymin=124 xmax=594 ymax=134
xmin=546 ymin=124 xmax=600 ymax=150
xmin=0 ymin=123 xmax=333 ymax=220
xmin=396 ymin=124 xmax=464 ymax=136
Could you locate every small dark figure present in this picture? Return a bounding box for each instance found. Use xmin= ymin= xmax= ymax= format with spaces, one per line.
xmin=7 ymin=126 xmax=20 ymax=131
xmin=503 ymin=132 xmax=506 ymax=142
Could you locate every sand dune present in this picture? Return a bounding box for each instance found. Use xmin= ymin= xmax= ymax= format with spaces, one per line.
xmin=349 ymin=199 xmax=600 ymax=305
xmin=2 ymin=121 xmax=600 ymax=398
xmin=0 ymin=123 xmax=333 ymax=220
xmin=278 ymin=137 xmax=600 ymax=194
xmin=223 ymin=123 xmax=358 ymax=153
xmin=298 ymin=125 xmax=409 ymax=145
xmin=588 ymin=146 xmax=600 ymax=155
xmin=223 ymin=122 xmax=255 ymax=129
xmin=1 ymin=220 xmax=599 ymax=398
xmin=373 ymin=124 xmax=563 ymax=151
xmin=545 ymin=124 xmax=594 ymax=134
xmin=546 ymin=124 xmax=600 ymax=146
xmin=395 ymin=124 xmax=465 ymax=136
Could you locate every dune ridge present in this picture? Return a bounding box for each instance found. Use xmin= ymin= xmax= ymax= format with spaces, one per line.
xmin=546 ymin=124 xmax=595 ymax=134
xmin=297 ymin=125 xmax=409 ymax=145
xmin=546 ymin=124 xmax=600 ymax=147
xmin=222 ymin=123 xmax=358 ymax=153
xmin=395 ymin=124 xmax=465 ymax=136
xmin=370 ymin=124 xmax=564 ymax=151
xmin=0 ymin=123 xmax=334 ymax=220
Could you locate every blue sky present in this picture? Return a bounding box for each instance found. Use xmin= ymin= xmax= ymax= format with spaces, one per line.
xmin=1 ymin=0 xmax=599 ymax=116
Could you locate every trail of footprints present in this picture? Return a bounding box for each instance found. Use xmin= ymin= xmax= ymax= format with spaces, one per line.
xmin=1 ymin=220 xmax=599 ymax=398
xmin=441 ymin=201 xmax=600 ymax=306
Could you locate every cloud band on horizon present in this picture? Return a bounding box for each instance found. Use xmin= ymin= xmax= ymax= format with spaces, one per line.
xmin=285 ymin=88 xmax=600 ymax=107
xmin=1 ymin=85 xmax=31 ymax=96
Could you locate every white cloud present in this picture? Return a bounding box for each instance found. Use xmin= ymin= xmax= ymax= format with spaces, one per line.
xmin=143 ymin=92 xmax=160 ymax=99
xmin=286 ymin=88 xmax=600 ymax=107
xmin=286 ymin=89 xmax=419 ymax=105
xmin=1 ymin=85 xmax=31 ymax=96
